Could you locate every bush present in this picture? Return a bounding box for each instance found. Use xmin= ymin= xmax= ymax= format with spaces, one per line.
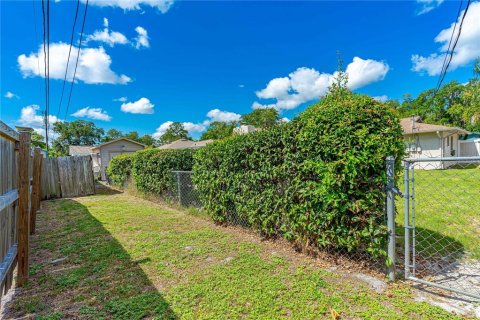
xmin=193 ymin=91 xmax=404 ymax=257
xmin=106 ymin=153 xmax=135 ymax=187
xmin=132 ymin=148 xmax=195 ymax=195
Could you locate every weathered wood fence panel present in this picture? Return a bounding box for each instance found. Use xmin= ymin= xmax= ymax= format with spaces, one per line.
xmin=0 ymin=122 xmax=42 ymax=300
xmin=41 ymin=155 xmax=95 ymax=200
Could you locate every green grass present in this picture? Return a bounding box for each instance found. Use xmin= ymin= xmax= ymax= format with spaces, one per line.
xmin=6 ymin=188 xmax=463 ymax=319
xmin=396 ymin=167 xmax=480 ymax=259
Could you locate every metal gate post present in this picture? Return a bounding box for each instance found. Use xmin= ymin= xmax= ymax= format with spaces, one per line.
xmin=386 ymin=156 xmax=396 ymax=281
xmin=404 ymin=161 xmax=410 ymax=278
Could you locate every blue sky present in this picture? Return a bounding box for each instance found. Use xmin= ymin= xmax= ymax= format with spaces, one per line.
xmin=1 ymin=0 xmax=479 ymax=139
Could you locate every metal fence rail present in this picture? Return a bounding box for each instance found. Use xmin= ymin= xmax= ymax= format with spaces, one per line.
xmin=402 ymin=156 xmax=480 ymax=300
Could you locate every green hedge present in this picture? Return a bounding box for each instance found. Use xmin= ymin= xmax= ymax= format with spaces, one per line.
xmin=132 ymin=148 xmax=195 ymax=195
xmin=106 ymin=153 xmax=135 ymax=187
xmin=193 ymin=92 xmax=404 ymax=257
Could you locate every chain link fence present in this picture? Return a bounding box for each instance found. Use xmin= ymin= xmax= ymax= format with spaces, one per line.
xmin=169 ymin=170 xmax=389 ymax=275
xmin=399 ymin=157 xmax=480 ymax=300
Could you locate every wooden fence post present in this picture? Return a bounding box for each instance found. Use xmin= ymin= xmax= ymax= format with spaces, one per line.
xmin=30 ymin=148 xmax=43 ymax=235
xmin=16 ymin=127 xmax=32 ymax=287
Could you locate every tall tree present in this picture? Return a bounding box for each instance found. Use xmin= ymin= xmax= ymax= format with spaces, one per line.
xmin=52 ymin=120 xmax=104 ymax=156
xmin=31 ymin=131 xmax=46 ymax=150
xmin=158 ymin=122 xmax=189 ymax=145
xmin=102 ymin=128 xmax=123 ymax=142
xmin=124 ymin=131 xmax=140 ymax=141
xmin=200 ymin=121 xmax=237 ymax=140
xmin=241 ymin=108 xmax=279 ymax=129
xmin=138 ymin=134 xmax=156 ymax=146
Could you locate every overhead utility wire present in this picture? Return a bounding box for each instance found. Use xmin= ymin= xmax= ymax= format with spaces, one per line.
xmin=434 ymin=0 xmax=472 ymax=95
xmin=65 ymin=0 xmax=89 ymax=120
xmin=57 ymin=0 xmax=80 ymax=118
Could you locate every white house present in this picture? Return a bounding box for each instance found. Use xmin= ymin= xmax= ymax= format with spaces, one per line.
xmin=401 ymin=116 xmax=470 ymax=169
xmin=69 ymin=138 xmax=146 ymax=180
xmin=233 ymin=125 xmax=259 ymax=135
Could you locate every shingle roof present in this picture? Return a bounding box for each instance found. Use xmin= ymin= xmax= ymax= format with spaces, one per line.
xmin=91 ymin=138 xmax=146 ymax=151
xmin=69 ymin=145 xmax=93 ymax=156
xmin=158 ymin=138 xmax=214 ymax=150
xmin=400 ymin=117 xmax=469 ymax=135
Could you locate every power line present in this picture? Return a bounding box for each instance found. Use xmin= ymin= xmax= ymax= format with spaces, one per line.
xmin=57 ymin=0 xmax=80 ymax=118
xmin=65 ymin=0 xmax=88 ymax=120
xmin=46 ymin=0 xmax=51 ymax=154
xmin=435 ymin=0 xmax=463 ymax=92
xmin=434 ymin=0 xmax=472 ymax=95
xmin=41 ymin=0 xmax=49 ymax=152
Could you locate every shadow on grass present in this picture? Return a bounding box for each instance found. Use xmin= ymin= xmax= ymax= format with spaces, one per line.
xmin=4 ymin=190 xmax=176 ymax=319
xmin=395 ymin=225 xmax=468 ymax=274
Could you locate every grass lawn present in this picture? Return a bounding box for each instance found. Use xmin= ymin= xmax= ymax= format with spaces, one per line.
xmin=4 ymin=188 xmax=465 ymax=319
xmin=395 ymin=167 xmax=480 ymax=260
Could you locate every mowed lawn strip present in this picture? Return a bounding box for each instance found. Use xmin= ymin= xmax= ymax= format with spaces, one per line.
xmin=5 ymin=189 xmax=461 ymax=319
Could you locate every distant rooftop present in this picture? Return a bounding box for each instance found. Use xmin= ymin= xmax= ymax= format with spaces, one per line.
xmin=401 ymin=116 xmax=469 ymax=135
xmin=69 ymin=145 xmax=93 ymax=156
xmin=158 ymin=138 xmax=214 ymax=150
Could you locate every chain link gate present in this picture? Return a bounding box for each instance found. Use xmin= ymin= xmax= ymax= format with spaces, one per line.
xmin=402 ymin=156 xmax=480 ymax=300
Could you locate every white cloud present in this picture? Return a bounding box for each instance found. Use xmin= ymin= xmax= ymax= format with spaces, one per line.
xmin=85 ymin=17 xmax=129 ymax=47
xmin=113 ymin=96 xmax=127 ymax=102
xmin=120 ymin=97 xmax=154 ymax=114
xmin=182 ymin=122 xmax=207 ymax=134
xmin=253 ymin=57 xmax=389 ymax=111
xmin=345 ymin=57 xmax=389 ymax=90
xmin=416 ymin=0 xmax=444 ymax=15
xmin=4 ymin=91 xmax=19 ymax=99
xmin=85 ymin=0 xmax=174 ymax=13
xmin=206 ymin=109 xmax=241 ymax=123
xmin=238 ymin=84 xmax=245 ymax=88
xmin=373 ymin=95 xmax=388 ymax=102
xmin=280 ymin=117 xmax=290 ymax=123
xmin=18 ymin=104 xmax=60 ymax=138
xmin=134 ymin=26 xmax=150 ymax=49
xmin=152 ymin=121 xmax=173 ymax=139
xmin=152 ymin=108 xmax=240 ymax=138
xmin=412 ymin=2 xmax=480 ymax=76
xmin=18 ymin=42 xmax=131 ymax=84
xmin=72 ymin=107 xmax=111 ymax=121
xmin=152 ymin=121 xmax=206 ymax=139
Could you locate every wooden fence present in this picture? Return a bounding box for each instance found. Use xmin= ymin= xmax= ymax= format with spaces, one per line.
xmin=41 ymin=156 xmax=95 ymax=200
xmin=0 ymin=122 xmax=42 ymax=302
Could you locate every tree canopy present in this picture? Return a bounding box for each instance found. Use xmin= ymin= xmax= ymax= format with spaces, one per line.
xmin=31 ymin=131 xmax=46 ymax=150
xmin=393 ymin=63 xmax=480 ymax=132
xmin=240 ymin=108 xmax=280 ymax=129
xmin=200 ymin=121 xmax=237 ymax=140
xmin=158 ymin=122 xmax=190 ymax=145
xmin=52 ymin=120 xmax=104 ymax=156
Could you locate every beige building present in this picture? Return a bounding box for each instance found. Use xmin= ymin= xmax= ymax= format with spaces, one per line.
xmin=70 ymin=138 xmax=146 ymax=180
xmin=401 ymin=116 xmax=469 ymax=169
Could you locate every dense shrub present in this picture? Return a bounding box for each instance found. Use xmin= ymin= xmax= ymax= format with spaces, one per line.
xmin=106 ymin=153 xmax=135 ymax=187
xmin=193 ymin=91 xmax=404 ymax=257
xmin=132 ymin=148 xmax=195 ymax=195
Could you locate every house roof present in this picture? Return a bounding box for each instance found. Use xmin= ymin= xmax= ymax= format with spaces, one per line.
xmin=69 ymin=145 xmax=93 ymax=156
xmin=401 ymin=117 xmax=469 ymax=135
xmin=158 ymin=138 xmax=214 ymax=150
xmin=91 ymin=138 xmax=147 ymax=151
